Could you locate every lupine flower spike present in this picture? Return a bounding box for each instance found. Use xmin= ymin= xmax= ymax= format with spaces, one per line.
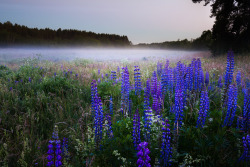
xmin=137 ymin=142 xmax=151 ymax=167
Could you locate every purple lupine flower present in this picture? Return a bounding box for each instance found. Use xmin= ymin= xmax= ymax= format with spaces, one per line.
xmin=151 ymin=71 xmax=157 ymax=97
xmin=98 ymin=69 xmax=100 ymax=75
xmin=144 ymin=106 xmax=152 ymax=142
xmin=167 ymin=68 xmax=174 ymax=94
xmin=94 ymin=96 xmax=104 ymax=149
xmin=47 ymin=125 xmax=62 ymax=167
xmin=236 ymin=71 xmax=241 ymax=87
xmin=117 ymin=66 xmax=120 ymax=73
xmin=28 ymin=77 xmax=31 ymax=82
xmin=134 ymin=66 xmax=142 ymax=96
xmin=223 ymin=84 xmax=238 ymax=127
xmin=239 ymin=134 xmax=250 ymax=161
xmin=205 ymin=71 xmax=209 ymax=87
xmin=121 ymin=67 xmax=130 ymax=115
xmin=197 ymin=58 xmax=204 ymax=91
xmin=62 ymin=138 xmax=69 ymax=162
xmin=196 ymin=89 xmax=209 ymax=128
xmin=133 ymin=110 xmax=141 ymax=150
xmin=152 ymin=95 xmax=158 ymax=114
xmin=161 ymin=67 xmax=168 ymax=94
xmin=224 ymin=51 xmax=234 ymax=87
xmin=137 ymin=142 xmax=151 ymax=167
xmin=240 ymin=89 xmax=250 ymax=132
xmin=106 ymin=114 xmax=113 ymax=138
xmin=218 ymin=75 xmax=223 ymax=88
xmin=175 ymin=61 xmax=184 ymax=91
xmin=185 ymin=65 xmax=191 ymax=91
xmin=52 ymin=125 xmax=59 ymax=140
xmin=160 ymin=120 xmax=172 ymax=167
xmin=47 ymin=140 xmax=54 ymax=166
xmin=55 ymin=140 xmax=62 ymax=167
xmin=174 ymin=88 xmax=184 ymax=129
xmin=162 ymin=59 xmax=169 ymax=93
xmin=75 ymin=73 xmax=78 ymax=78
xmin=157 ymin=61 xmax=163 ymax=77
xmin=91 ymin=80 xmax=98 ymax=116
xmin=111 ymin=71 xmax=117 ymax=81
xmin=54 ymin=72 xmax=57 ymax=76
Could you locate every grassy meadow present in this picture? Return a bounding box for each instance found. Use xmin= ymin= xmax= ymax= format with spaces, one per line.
xmin=0 ymin=52 xmax=249 ymax=167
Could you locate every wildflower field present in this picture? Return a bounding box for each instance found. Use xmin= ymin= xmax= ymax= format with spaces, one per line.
xmin=0 ymin=51 xmax=249 ymax=167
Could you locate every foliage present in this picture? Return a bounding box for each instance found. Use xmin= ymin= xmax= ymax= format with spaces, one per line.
xmin=0 ymin=21 xmax=131 ymax=47
xmin=0 ymin=52 xmax=249 ymax=167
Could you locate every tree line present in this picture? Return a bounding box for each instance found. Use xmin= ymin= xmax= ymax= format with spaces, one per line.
xmin=136 ymin=30 xmax=212 ymax=51
xmin=0 ymin=21 xmax=131 ymax=47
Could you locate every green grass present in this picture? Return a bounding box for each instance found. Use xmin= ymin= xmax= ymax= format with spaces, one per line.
xmin=0 ymin=54 xmax=249 ymax=167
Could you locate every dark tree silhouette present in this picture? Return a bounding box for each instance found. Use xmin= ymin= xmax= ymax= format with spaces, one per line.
xmin=192 ymin=0 xmax=250 ymax=55
xmin=0 ymin=22 xmax=131 ymax=47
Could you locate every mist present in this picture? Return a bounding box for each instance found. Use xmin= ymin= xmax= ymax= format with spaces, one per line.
xmin=0 ymin=47 xmax=210 ymax=63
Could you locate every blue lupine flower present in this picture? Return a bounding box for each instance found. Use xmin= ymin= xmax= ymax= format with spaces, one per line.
xmin=117 ymin=66 xmax=120 ymax=73
xmin=91 ymin=80 xmax=98 ymax=116
xmin=239 ymin=134 xmax=250 ymax=161
xmin=47 ymin=125 xmax=62 ymax=167
xmin=98 ymin=69 xmax=100 ymax=75
xmin=52 ymin=125 xmax=59 ymax=140
xmin=106 ymin=114 xmax=113 ymax=138
xmin=174 ymin=88 xmax=184 ymax=129
xmin=160 ymin=120 xmax=172 ymax=167
xmin=121 ymin=67 xmax=130 ymax=115
xmin=152 ymin=95 xmax=158 ymax=114
xmin=218 ymin=75 xmax=223 ymax=88
xmin=157 ymin=61 xmax=163 ymax=77
xmin=236 ymin=71 xmax=241 ymax=87
xmin=47 ymin=140 xmax=54 ymax=166
xmin=94 ymin=96 xmax=104 ymax=149
xmin=111 ymin=71 xmax=117 ymax=81
xmin=62 ymin=137 xmax=69 ymax=162
xmin=240 ymin=90 xmax=250 ymax=132
xmin=133 ymin=110 xmax=141 ymax=150
xmin=224 ymin=51 xmax=234 ymax=87
xmin=223 ymin=84 xmax=238 ymax=127
xmin=167 ymin=68 xmax=174 ymax=95
xmin=144 ymin=106 xmax=152 ymax=142
xmin=151 ymin=71 xmax=157 ymax=97
xmin=137 ymin=142 xmax=151 ymax=167
xmin=134 ymin=66 xmax=142 ymax=95
xmin=205 ymin=71 xmax=209 ymax=87
xmin=161 ymin=68 xmax=168 ymax=94
xmin=196 ymin=89 xmax=209 ymax=128
xmin=55 ymin=140 xmax=62 ymax=167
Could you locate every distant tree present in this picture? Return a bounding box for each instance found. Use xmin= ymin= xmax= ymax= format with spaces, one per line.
xmin=192 ymin=30 xmax=212 ymax=49
xmin=192 ymin=0 xmax=250 ymax=55
xmin=0 ymin=21 xmax=131 ymax=47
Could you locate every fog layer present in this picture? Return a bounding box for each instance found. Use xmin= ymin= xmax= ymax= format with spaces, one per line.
xmin=0 ymin=47 xmax=209 ymax=63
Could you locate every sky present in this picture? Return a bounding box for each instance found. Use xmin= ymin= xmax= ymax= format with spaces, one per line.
xmin=0 ymin=0 xmax=214 ymax=44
